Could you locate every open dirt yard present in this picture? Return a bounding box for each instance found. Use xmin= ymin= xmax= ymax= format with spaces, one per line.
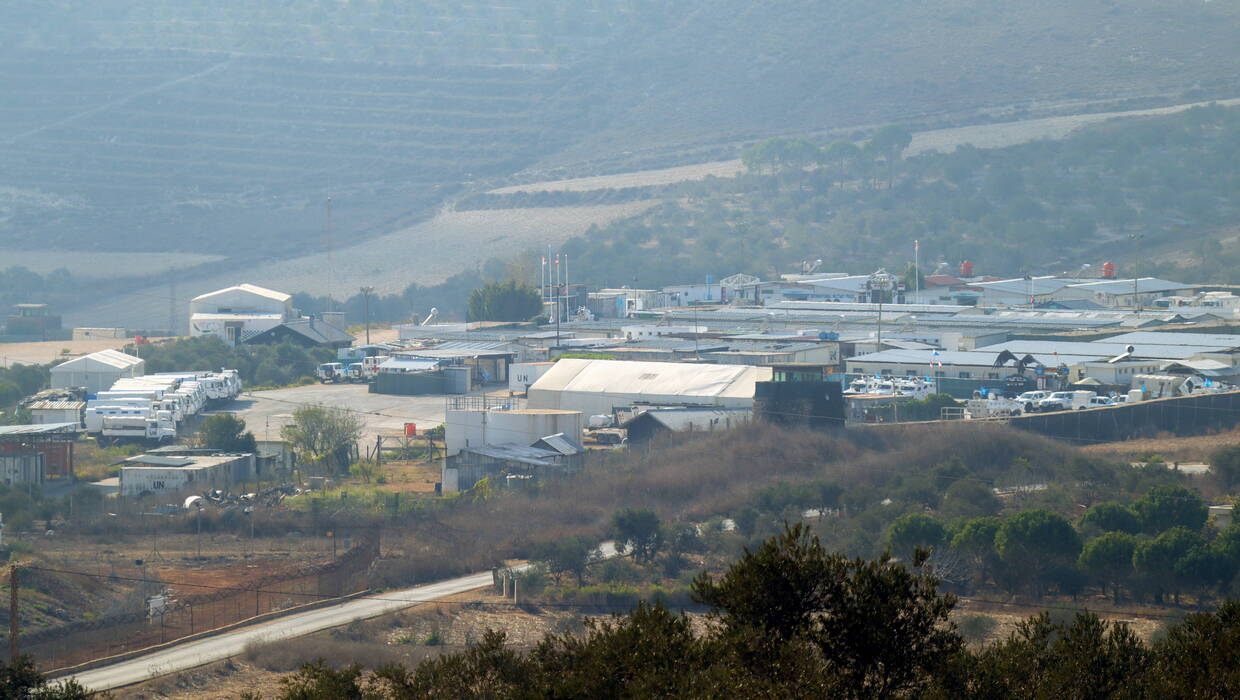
xmin=211 ymin=383 xmax=449 ymax=447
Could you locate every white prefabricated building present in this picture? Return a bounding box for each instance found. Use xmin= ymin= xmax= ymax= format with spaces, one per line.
xmin=189 ymin=283 xmax=294 ymax=346
xmin=508 ymin=362 xmax=556 ymax=394
xmin=526 ymin=359 xmax=772 ymax=416
xmin=50 ymin=349 xmax=145 ymax=394
xmin=445 ymin=408 xmax=583 ymax=457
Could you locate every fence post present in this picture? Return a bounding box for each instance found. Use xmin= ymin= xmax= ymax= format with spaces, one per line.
xmin=513 ymin=578 xmax=519 ymax=604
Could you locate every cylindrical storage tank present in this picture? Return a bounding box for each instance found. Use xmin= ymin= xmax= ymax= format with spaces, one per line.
xmin=1102 ymin=261 xmax=1116 ymax=278
xmin=960 ymin=260 xmax=974 ymax=277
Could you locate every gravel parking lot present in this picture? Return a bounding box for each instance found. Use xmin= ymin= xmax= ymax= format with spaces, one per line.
xmin=213 ymin=383 xmax=449 ymax=445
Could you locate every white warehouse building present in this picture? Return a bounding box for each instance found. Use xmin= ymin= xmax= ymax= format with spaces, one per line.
xmin=190 ymin=283 xmax=294 ymax=346
xmin=50 ymin=349 xmax=145 ymax=394
xmin=527 ymin=359 xmax=771 ymax=416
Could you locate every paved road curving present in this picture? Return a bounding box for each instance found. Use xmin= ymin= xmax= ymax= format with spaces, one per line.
xmin=67 ymin=541 xmax=619 ymax=692
xmin=67 ymin=570 xmax=493 ymax=692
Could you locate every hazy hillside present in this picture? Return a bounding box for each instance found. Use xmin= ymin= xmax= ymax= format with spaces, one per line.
xmin=2 ymin=0 xmax=1238 ymax=285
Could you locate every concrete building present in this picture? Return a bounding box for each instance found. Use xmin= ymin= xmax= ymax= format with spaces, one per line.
xmin=445 ymin=407 xmax=583 ymax=457
xmin=190 ymin=284 xmax=294 ymax=346
xmin=50 ymin=349 xmax=145 ymax=394
xmin=527 ymin=359 xmax=772 ymax=416
xmin=119 ymin=452 xmax=255 ymax=497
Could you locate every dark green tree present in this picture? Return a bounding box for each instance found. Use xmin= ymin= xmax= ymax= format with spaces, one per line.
xmin=950 ymin=517 xmax=1002 ymax=585
xmin=612 ymin=508 xmax=664 ymax=565
xmin=0 ymin=655 xmax=94 ymax=699
xmin=1080 ymin=501 xmax=1141 ymax=535
xmin=869 ymin=124 xmax=913 ymax=188
xmin=531 ymin=536 xmax=600 ymax=586
xmin=692 ymin=523 xmax=960 ymax=698
xmin=466 ymin=279 xmax=542 ymax=322
xmin=1133 ymin=526 xmax=1204 ymax=604
xmin=1210 ymin=445 xmax=1240 ymax=492
xmin=887 ymin=513 xmax=947 ymax=560
xmin=1078 ymin=531 xmax=1138 ymax=603
xmin=198 ymin=413 xmax=258 ymax=452
xmin=1131 ymin=485 xmax=1208 ymax=534
xmin=940 ymin=612 xmax=1148 ymax=699
xmin=994 ymin=509 xmax=1082 ymax=596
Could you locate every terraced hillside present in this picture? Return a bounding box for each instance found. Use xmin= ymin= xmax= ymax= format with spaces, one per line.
xmin=0 ymin=50 xmax=579 ymax=256
xmin=2 ymin=0 xmax=1239 ymax=294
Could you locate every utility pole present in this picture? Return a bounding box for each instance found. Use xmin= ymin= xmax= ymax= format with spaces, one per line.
xmin=9 ymin=564 xmax=17 ymax=663
xmin=1130 ymin=233 xmax=1143 ymax=316
xmin=359 ymin=286 xmax=374 ymax=344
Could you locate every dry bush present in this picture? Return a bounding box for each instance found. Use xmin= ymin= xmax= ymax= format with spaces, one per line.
xmin=378 ymin=421 xmax=1085 ymax=587
xmin=242 ymin=635 xmax=408 ymax=672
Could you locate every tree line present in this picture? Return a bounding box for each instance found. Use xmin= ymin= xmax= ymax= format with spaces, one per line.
xmin=243 ymin=524 xmax=1240 ymax=698
xmin=539 ymin=103 xmax=1240 ymax=290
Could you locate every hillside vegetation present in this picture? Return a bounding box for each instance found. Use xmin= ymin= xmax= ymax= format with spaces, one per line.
xmin=527 ymin=104 xmax=1240 ymax=288
xmin=2 ymin=0 xmax=1238 ymax=275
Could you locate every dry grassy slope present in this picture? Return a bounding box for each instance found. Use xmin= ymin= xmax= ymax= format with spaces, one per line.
xmin=60 ymin=202 xmax=655 ymax=330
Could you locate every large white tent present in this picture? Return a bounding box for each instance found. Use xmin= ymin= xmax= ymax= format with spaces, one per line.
xmin=527 ymin=359 xmax=771 ymax=416
xmin=50 ymin=349 xmax=145 ymax=394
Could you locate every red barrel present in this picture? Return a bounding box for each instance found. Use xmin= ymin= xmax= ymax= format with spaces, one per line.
xmin=404 ymin=423 xmax=417 ymax=437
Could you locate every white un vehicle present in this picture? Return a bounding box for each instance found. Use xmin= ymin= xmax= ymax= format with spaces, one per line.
xmin=1035 ymin=390 xmax=1097 ymax=412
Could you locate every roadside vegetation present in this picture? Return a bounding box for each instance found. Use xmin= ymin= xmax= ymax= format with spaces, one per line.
xmin=243 ymin=524 xmax=1240 ymax=698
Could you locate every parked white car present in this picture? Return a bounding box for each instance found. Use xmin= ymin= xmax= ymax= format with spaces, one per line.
xmin=1016 ymin=391 xmax=1050 ymax=412
xmin=1035 ymin=391 xmax=1096 ymax=412
xmin=1087 ymin=395 xmax=1115 ymax=408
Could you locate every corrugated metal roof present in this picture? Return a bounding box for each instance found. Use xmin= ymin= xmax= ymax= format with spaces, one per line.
xmin=971 ymin=277 xmax=1091 ymax=296
xmin=532 ymin=433 xmax=582 ymax=455
xmin=460 ymin=444 xmax=561 ymax=467
xmin=846 ymin=349 xmax=1102 ymax=367
xmin=0 ymin=423 xmax=80 ymax=436
xmin=125 ymin=455 xmax=194 ymax=467
xmin=624 ymin=407 xmax=751 ymax=432
xmin=1104 ymin=332 xmax=1240 ymax=349
xmin=378 ymin=358 xmax=441 ymax=372
xmin=989 ymin=340 xmax=1222 ymax=360
xmin=26 ymin=400 xmax=85 ymax=410
xmin=1064 ymin=278 xmax=1194 ymax=294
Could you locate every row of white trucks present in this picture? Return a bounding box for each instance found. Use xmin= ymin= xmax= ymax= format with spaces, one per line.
xmin=84 ymin=370 xmax=243 ymax=442
xmin=963 ymin=374 xmax=1231 ymax=419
